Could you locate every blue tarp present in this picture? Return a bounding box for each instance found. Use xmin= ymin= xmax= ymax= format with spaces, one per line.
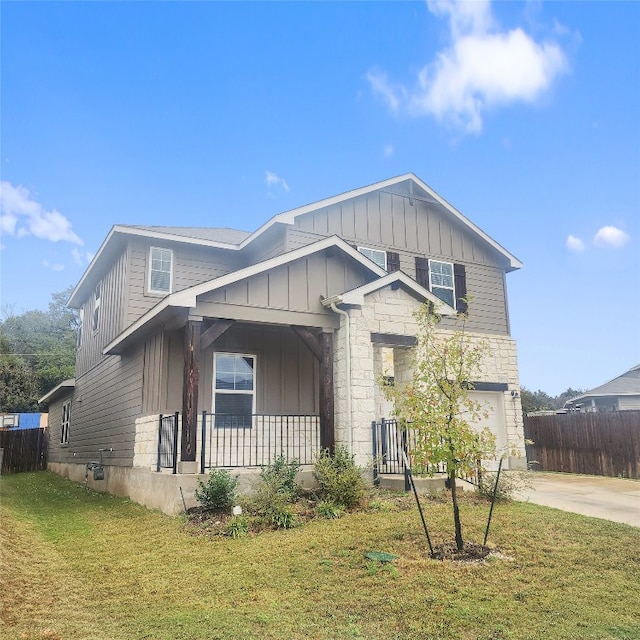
xmin=18 ymin=413 xmax=42 ymax=429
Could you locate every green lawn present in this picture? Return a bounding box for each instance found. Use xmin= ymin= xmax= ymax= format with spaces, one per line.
xmin=1 ymin=471 xmax=639 ymax=640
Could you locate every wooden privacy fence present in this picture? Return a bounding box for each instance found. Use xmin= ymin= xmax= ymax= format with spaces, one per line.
xmin=524 ymin=411 xmax=640 ymax=479
xmin=0 ymin=428 xmax=48 ymax=475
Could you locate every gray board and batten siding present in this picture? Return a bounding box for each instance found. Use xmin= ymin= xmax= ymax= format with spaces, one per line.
xmin=286 ymin=190 xmax=512 ymax=335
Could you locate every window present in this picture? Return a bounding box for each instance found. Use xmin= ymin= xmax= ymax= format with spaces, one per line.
xmin=213 ymin=353 xmax=256 ymax=428
xmin=357 ymin=246 xmax=387 ymax=270
xmin=429 ymin=260 xmax=455 ymax=307
xmin=61 ymin=400 xmax=71 ymax=445
xmin=92 ymin=283 xmax=101 ymax=332
xmin=77 ymin=308 xmax=84 ymax=347
xmin=148 ymin=247 xmax=173 ymax=294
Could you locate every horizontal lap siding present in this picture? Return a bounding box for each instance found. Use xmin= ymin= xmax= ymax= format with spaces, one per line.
xmin=56 ymin=349 xmax=144 ymax=467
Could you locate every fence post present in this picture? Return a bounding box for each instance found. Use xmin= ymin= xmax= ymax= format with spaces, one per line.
xmin=156 ymin=414 xmax=163 ymax=473
xmin=402 ymin=427 xmax=410 ymax=492
xmin=200 ymin=410 xmax=207 ymax=474
xmin=372 ymin=420 xmax=379 ymax=486
xmin=172 ymin=412 xmax=179 ymax=474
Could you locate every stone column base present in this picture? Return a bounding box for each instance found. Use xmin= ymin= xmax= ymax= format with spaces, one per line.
xmin=178 ymin=461 xmax=199 ymax=474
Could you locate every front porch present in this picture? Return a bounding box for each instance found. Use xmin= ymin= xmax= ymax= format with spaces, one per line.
xmin=154 ymin=411 xmax=322 ymax=474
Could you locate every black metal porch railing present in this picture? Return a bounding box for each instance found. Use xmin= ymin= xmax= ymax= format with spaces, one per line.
xmin=200 ymin=412 xmax=321 ymax=472
xmin=372 ymin=418 xmax=446 ymax=483
xmin=156 ymin=412 xmax=179 ymax=473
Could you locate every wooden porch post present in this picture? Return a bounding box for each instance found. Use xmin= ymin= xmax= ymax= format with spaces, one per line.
xmin=320 ymin=331 xmax=335 ymax=452
xmin=181 ymin=318 xmax=201 ymax=463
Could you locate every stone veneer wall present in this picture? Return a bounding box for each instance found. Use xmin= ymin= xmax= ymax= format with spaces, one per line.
xmin=332 ymin=286 xmax=526 ymax=468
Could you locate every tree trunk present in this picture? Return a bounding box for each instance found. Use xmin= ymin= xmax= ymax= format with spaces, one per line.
xmin=449 ymin=470 xmax=464 ymax=551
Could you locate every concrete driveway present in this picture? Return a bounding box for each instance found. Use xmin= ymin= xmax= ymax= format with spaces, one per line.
xmin=515 ymin=472 xmax=640 ymax=528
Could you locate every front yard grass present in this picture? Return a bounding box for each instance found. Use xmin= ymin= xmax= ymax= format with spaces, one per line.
xmin=1 ymin=471 xmax=639 ymax=640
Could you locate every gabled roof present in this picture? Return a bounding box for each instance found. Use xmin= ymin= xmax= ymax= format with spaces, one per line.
xmin=321 ymin=270 xmax=457 ymax=316
xmin=103 ymin=235 xmax=385 ymax=355
xmin=68 ymin=173 xmax=521 ymax=308
xmin=566 ymin=365 xmax=640 ymax=404
xmin=248 ymin=173 xmax=522 ymax=271
xmin=39 ymin=379 xmax=75 ymax=407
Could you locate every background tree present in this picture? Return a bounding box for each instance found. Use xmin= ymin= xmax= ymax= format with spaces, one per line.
xmin=0 ymin=334 xmax=38 ymax=412
xmin=0 ymin=286 xmax=78 ymax=410
xmin=383 ymin=304 xmax=497 ymax=552
xmin=520 ymin=386 xmax=587 ymax=414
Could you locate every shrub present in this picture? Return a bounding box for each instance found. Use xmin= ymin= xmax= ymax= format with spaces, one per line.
xmin=314 ymin=446 xmax=365 ymax=509
xmin=316 ymin=501 xmax=345 ymax=519
xmin=477 ymin=468 xmax=533 ymax=502
xmin=194 ymin=468 xmax=239 ymax=512
xmin=242 ymin=455 xmax=301 ymax=528
xmin=225 ymin=515 xmax=250 ymax=538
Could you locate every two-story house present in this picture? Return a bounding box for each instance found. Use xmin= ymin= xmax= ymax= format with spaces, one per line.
xmin=40 ymin=174 xmax=526 ymax=514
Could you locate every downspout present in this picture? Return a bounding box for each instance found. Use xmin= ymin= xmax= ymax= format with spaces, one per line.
xmin=328 ymin=302 xmax=352 ymax=455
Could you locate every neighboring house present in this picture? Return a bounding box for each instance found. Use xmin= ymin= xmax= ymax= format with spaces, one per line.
xmin=39 ymin=173 xmax=526 ymax=514
xmin=564 ymin=365 xmax=640 ymax=413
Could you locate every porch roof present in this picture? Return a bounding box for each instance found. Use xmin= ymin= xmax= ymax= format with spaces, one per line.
xmin=103 ymin=235 xmax=385 ymax=355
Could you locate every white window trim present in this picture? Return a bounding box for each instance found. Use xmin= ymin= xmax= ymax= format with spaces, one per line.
xmin=148 ymin=246 xmax=174 ymax=295
xmin=61 ymin=400 xmax=71 ymax=445
xmin=77 ymin=308 xmax=84 ymax=347
xmin=357 ymin=246 xmax=387 ymax=271
xmin=92 ymin=283 xmax=101 ymax=333
xmin=428 ymin=259 xmax=455 ymax=305
xmin=212 ymin=352 xmax=257 ymax=427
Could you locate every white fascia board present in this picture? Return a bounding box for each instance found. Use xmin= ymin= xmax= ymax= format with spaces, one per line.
xmin=39 ymin=378 xmax=75 ymax=405
xmin=323 ymin=271 xmax=457 ymax=316
xmin=103 ymin=235 xmax=385 ymax=355
xmin=68 ymin=226 xmax=241 ymax=309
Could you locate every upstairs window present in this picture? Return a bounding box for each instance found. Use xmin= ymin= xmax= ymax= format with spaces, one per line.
xmin=61 ymin=400 xmax=71 ymax=445
xmin=149 ymin=247 xmax=173 ymax=294
xmin=429 ymin=260 xmax=455 ymax=308
xmin=92 ymin=283 xmax=101 ymax=332
xmin=357 ymin=246 xmax=387 ymax=271
xmin=213 ymin=353 xmax=256 ymax=428
xmin=77 ymin=308 xmax=84 ymax=347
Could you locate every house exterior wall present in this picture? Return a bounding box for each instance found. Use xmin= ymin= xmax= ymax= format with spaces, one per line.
xmin=197 ymin=251 xmax=371 ymax=318
xmin=619 ymin=396 xmax=640 ymax=411
xmin=285 ymin=190 xmax=512 ymax=336
xmin=125 ymin=239 xmax=244 ymax=326
xmin=331 ymin=285 xmax=526 ymax=469
xmin=44 ymin=390 xmax=74 ymax=454
xmin=49 ymin=347 xmax=145 ymax=467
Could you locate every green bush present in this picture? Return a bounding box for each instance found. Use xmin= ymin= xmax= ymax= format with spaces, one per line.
xmin=225 ymin=515 xmax=250 ymax=538
xmin=313 ymin=446 xmax=365 ymax=509
xmin=194 ymin=468 xmax=239 ymax=512
xmin=316 ymin=501 xmax=345 ymax=519
xmin=242 ymin=455 xmax=301 ymax=528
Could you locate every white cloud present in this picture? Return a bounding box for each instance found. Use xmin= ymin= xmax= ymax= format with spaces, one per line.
xmin=264 ymin=171 xmax=290 ymax=193
xmin=0 ymin=181 xmax=83 ymax=245
xmin=368 ymin=0 xmax=569 ymax=134
xmin=566 ymin=235 xmax=585 ymax=253
xmin=71 ymin=247 xmax=93 ymax=266
xmin=383 ymin=143 xmax=395 ymax=158
xmin=42 ymin=259 xmax=65 ymax=272
xmin=593 ymin=226 xmax=629 ymax=249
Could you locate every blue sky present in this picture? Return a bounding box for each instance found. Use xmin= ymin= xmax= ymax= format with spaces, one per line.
xmin=1 ymin=1 xmax=638 ymax=396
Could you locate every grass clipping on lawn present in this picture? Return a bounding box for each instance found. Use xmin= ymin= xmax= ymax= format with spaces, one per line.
xmin=1 ymin=471 xmax=639 ymax=640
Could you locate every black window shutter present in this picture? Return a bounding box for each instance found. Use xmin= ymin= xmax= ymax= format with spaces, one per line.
xmin=386 ymin=251 xmax=400 ymax=272
xmin=454 ymin=263 xmax=468 ymax=313
xmin=415 ymin=257 xmax=429 ymax=289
